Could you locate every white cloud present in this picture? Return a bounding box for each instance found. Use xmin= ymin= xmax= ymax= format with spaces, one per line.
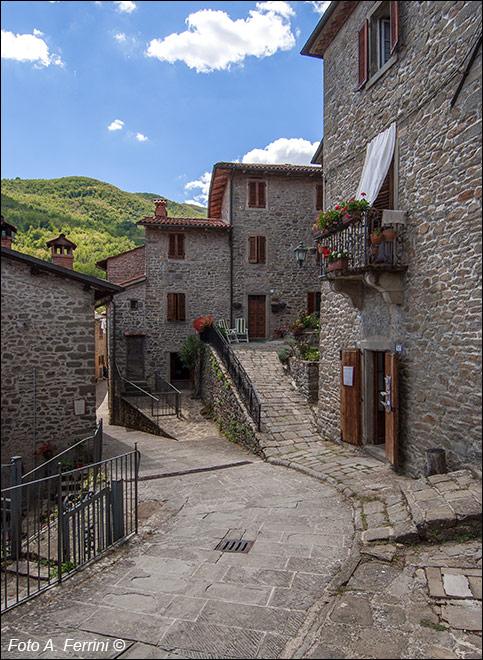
xmin=184 ymin=171 xmax=212 ymax=207
xmin=305 ymin=1 xmax=331 ymax=15
xmin=145 ymin=1 xmax=295 ymax=73
xmin=242 ymin=137 xmax=320 ymax=165
xmin=114 ymin=1 xmax=136 ymax=13
xmin=108 ymin=119 xmax=124 ymax=131
xmin=1 ymin=29 xmax=63 ymax=67
xmin=136 ymin=132 xmax=148 ymax=142
xmin=114 ymin=33 xmax=127 ymax=43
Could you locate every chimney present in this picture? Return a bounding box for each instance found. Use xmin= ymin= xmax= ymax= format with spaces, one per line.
xmin=1 ymin=216 xmax=18 ymax=249
xmin=154 ymin=198 xmax=168 ymax=218
xmin=46 ymin=233 xmax=77 ymax=270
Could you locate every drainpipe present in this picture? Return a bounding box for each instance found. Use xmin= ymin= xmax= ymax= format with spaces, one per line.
xmin=229 ymin=174 xmax=234 ymax=327
xmin=32 ymin=367 xmax=36 ymax=458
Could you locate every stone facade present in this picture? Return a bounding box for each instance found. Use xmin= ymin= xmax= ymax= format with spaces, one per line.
xmin=1 ymin=249 xmax=121 ymax=471
xmin=303 ymin=1 xmax=482 ymax=475
xmin=98 ymin=246 xmax=145 ymax=285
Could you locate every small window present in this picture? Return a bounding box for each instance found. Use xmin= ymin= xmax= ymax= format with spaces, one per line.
xmin=248 ymin=180 xmax=266 ymax=208
xmin=307 ymin=292 xmax=321 ymax=315
xmin=358 ymin=1 xmax=399 ymax=89
xmin=167 ymin=293 xmax=186 ymax=321
xmin=130 ymin=300 xmax=139 ymax=310
xmin=168 ymin=233 xmax=185 ymax=259
xmin=316 ymin=184 xmax=324 ymax=211
xmin=248 ymin=236 xmax=266 ymax=264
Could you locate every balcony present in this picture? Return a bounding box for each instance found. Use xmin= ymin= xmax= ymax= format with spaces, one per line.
xmin=313 ymin=209 xmax=407 ymax=307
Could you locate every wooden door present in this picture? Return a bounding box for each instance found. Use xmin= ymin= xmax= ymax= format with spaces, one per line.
xmin=126 ymin=336 xmax=145 ymax=381
xmin=340 ymin=349 xmax=361 ymax=446
xmin=384 ymin=352 xmax=399 ymax=467
xmin=248 ymin=295 xmax=266 ymax=339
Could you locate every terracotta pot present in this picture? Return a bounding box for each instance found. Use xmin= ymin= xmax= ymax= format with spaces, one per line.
xmin=326 ymin=258 xmax=349 ymax=272
xmin=342 ymin=210 xmax=362 ymax=224
xmin=370 ymin=233 xmax=384 ymax=245
xmin=318 ymin=244 xmax=327 ymax=254
xmin=382 ymin=229 xmax=396 ymax=242
xmin=274 ymin=331 xmax=283 ymax=339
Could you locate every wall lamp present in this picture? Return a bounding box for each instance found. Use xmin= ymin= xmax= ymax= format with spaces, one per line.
xmin=294 ymin=242 xmax=310 ymax=269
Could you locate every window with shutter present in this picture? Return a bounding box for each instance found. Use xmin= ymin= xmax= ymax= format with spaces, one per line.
xmin=168 ymin=233 xmax=185 ymax=259
xmin=167 ymin=293 xmax=186 ymax=321
xmin=248 ymin=236 xmax=267 ymax=264
xmin=248 ymin=180 xmax=267 ymax=208
xmin=358 ymin=2 xmax=399 ymax=89
xmin=307 ymin=292 xmax=321 ymax=315
xmin=372 ymin=160 xmax=394 ymax=210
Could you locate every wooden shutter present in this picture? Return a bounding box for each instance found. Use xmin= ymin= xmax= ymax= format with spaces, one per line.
xmin=307 ymin=292 xmax=317 ymax=315
xmin=178 ymin=293 xmax=186 ymax=321
xmin=168 ymin=234 xmax=176 ymax=258
xmin=340 ymin=349 xmax=361 ymax=446
xmin=316 ymin=184 xmax=324 ymax=211
xmin=384 ymin=352 xmax=399 ymax=467
xmin=248 ymin=181 xmax=266 ymax=208
xmin=177 ymin=234 xmax=185 ymax=258
xmin=167 ymin=293 xmax=175 ymax=321
xmin=248 ymin=182 xmax=258 ymax=207
xmin=258 ymin=236 xmax=266 ymax=263
xmin=258 ymin=181 xmax=266 ymax=208
xmin=390 ymin=1 xmax=399 ymax=55
xmin=372 ymin=160 xmax=394 ymax=210
xmin=358 ymin=21 xmax=369 ymax=89
xmin=169 ymin=234 xmax=185 ymax=259
xmin=248 ymin=237 xmax=257 ymax=263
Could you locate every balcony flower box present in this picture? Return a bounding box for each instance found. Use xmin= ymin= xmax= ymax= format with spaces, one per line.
xmin=326 ymin=258 xmax=349 ymax=272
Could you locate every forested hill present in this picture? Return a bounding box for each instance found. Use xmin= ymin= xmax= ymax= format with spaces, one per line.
xmin=1 ymin=176 xmax=206 ymax=278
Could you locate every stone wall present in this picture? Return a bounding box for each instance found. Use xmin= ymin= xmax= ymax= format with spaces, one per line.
xmin=105 ymin=246 xmax=145 ymax=284
xmin=1 ymin=257 xmax=98 ymax=471
xmin=287 ymin=357 xmax=319 ymax=404
xmin=315 ymin=1 xmax=482 ymax=475
xmin=200 ymin=347 xmax=264 ymax=457
xmin=229 ymin=172 xmax=323 ymax=335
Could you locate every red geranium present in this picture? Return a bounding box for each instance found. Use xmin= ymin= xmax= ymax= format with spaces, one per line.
xmin=193 ymin=316 xmax=214 ymax=332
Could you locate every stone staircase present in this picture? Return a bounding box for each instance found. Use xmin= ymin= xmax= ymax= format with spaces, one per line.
xmin=231 ymin=342 xmax=482 ymax=545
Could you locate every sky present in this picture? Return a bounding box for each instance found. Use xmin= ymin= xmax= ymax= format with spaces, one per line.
xmin=1 ymin=1 xmax=329 ymax=207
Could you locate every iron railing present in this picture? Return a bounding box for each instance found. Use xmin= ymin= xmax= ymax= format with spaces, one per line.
xmin=314 ymin=209 xmax=405 ymax=276
xmin=116 ymin=365 xmax=181 ymax=418
xmin=201 ymin=325 xmax=261 ymax=430
xmin=21 ymin=421 xmax=103 ymax=484
xmin=1 ymin=450 xmax=140 ymax=612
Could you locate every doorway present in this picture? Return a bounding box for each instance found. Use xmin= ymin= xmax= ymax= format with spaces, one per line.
xmin=170 ymin=352 xmax=192 ymax=389
xmin=125 ymin=336 xmax=145 ymax=381
xmin=248 ymin=295 xmax=266 ymax=339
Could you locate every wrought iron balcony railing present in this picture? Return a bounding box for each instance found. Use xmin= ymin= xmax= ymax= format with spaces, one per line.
xmin=314 ymin=209 xmax=405 ymax=278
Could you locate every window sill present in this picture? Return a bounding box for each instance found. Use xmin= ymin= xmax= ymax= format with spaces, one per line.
xmin=365 ymin=53 xmax=397 ymax=90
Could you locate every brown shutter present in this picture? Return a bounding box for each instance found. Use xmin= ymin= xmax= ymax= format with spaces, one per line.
xmin=168 ymin=234 xmax=175 ymax=258
xmin=390 ymin=1 xmax=399 ymax=55
xmin=248 ymin=182 xmax=257 ymax=207
xmin=248 ymin=236 xmax=257 ymax=263
xmin=167 ymin=293 xmax=175 ymax=321
xmin=178 ymin=293 xmax=186 ymax=321
xmin=178 ymin=234 xmax=185 ymax=258
xmin=385 ymin=352 xmax=399 ymax=467
xmin=358 ymin=20 xmax=369 ymax=89
xmin=258 ymin=236 xmax=266 ymax=263
xmin=307 ymin=292 xmax=316 ymax=315
xmin=372 ymin=160 xmax=394 ymax=210
xmin=316 ymin=184 xmax=324 ymax=211
xmin=340 ymin=349 xmax=361 ymax=446
xmin=258 ymin=181 xmax=266 ymax=208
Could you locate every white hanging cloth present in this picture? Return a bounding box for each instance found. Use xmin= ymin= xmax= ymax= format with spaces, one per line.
xmin=356 ymin=122 xmax=397 ymax=204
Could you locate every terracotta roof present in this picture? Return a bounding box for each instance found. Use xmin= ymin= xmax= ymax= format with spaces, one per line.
xmin=208 ymin=161 xmax=323 ymax=219
xmin=301 ymin=1 xmax=357 ymax=59
xmin=118 ymin=274 xmax=146 ymax=287
xmin=137 ymin=216 xmax=228 ymax=229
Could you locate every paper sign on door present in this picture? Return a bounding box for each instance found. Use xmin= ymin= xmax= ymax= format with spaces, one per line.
xmin=343 ymin=366 xmax=354 ymax=387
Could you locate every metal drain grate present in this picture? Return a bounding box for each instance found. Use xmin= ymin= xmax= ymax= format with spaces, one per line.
xmin=215 ymin=539 xmax=255 ymax=553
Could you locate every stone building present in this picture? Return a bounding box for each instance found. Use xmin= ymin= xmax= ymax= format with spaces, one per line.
xmin=1 ymin=233 xmax=122 ymax=471
xmin=302 ymin=1 xmax=482 ymax=475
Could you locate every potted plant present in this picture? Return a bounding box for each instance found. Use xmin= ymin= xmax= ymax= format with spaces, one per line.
xmin=274 ymin=327 xmax=285 ymax=339
xmin=340 ymin=193 xmax=372 ymax=224
xmin=324 ymin=249 xmax=349 ymax=271
xmin=369 ymin=227 xmax=384 ymax=245
xmin=193 ymin=316 xmax=214 ymax=340
xmin=314 ymin=208 xmax=343 ymax=235
xmin=35 ymin=440 xmax=54 ymax=461
xmin=382 ymin=226 xmax=397 ymax=242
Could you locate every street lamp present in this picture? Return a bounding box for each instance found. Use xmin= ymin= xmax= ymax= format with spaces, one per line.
xmin=294 ymin=242 xmax=309 ymax=269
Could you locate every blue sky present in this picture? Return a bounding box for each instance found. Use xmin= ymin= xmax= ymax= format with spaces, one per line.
xmin=1 ymin=1 xmax=328 ymax=206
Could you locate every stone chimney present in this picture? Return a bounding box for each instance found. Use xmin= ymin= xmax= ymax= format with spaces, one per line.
xmin=1 ymin=216 xmax=18 ymax=249
xmin=46 ymin=233 xmax=77 ymax=270
xmin=154 ymin=198 xmax=168 ymax=218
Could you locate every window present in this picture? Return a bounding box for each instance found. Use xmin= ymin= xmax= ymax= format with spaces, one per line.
xmin=316 ymin=184 xmax=324 ymax=211
xmin=248 ymin=180 xmax=266 ymax=208
xmin=167 ymin=293 xmax=186 ymax=321
xmin=372 ymin=159 xmax=394 ymax=211
xmin=168 ymin=233 xmax=185 ymax=259
xmin=248 ymin=236 xmax=266 ymax=264
xmin=358 ymin=1 xmax=399 ymax=89
xmin=130 ymin=299 xmax=139 ymax=310
xmin=307 ymin=292 xmax=321 ymax=315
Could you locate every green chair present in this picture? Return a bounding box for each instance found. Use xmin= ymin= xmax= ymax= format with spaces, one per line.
xmin=218 ymin=319 xmax=238 ymax=343
xmin=235 ymin=318 xmax=249 ymax=342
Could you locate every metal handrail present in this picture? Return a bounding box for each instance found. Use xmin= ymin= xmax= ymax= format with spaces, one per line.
xmin=115 ymin=363 xmax=159 ymax=403
xmin=202 ymin=325 xmax=261 ymax=430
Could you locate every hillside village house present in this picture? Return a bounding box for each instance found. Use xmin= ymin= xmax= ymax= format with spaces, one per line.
xmin=302 ymin=1 xmax=481 ymax=475
xmin=1 ymin=221 xmax=122 ymax=471
xmin=99 ymin=164 xmax=324 ymax=401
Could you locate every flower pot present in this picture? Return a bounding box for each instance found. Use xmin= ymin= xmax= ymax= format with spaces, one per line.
xmin=318 ymin=244 xmax=327 ymax=254
xmin=342 ymin=210 xmax=362 ymax=225
xmin=274 ymin=331 xmax=283 ymax=339
xmin=382 ymin=229 xmax=396 ymax=242
xmin=326 ymin=258 xmax=349 ymax=272
xmin=370 ymin=233 xmax=384 ymax=245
